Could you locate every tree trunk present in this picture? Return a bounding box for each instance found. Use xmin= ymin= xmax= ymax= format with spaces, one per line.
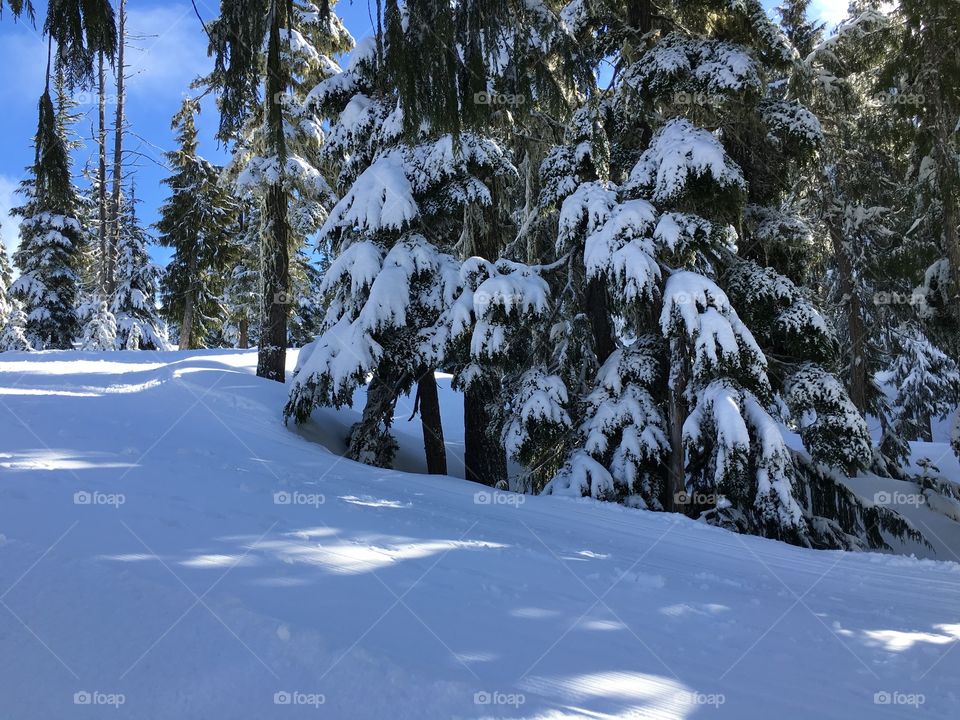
xmin=256 ymin=1 xmax=290 ymax=383
xmin=464 ymin=378 xmax=506 ymax=486
xmin=586 ymin=276 xmax=615 ymax=365
xmin=347 ymin=370 xmax=401 ymax=468
xmin=461 ymin=186 xmax=508 ymax=487
xmin=239 ymin=317 xmax=249 ymax=349
xmin=416 ymin=369 xmax=447 ymax=475
xmin=97 ymin=52 xmax=108 ymax=295
xmin=829 ymin=222 xmax=868 ymax=413
xmin=665 ymin=341 xmax=688 ymax=512
xmin=935 ymin=118 xmax=960 ymax=316
xmin=179 ymin=252 xmax=197 ymax=350
xmin=107 ymin=0 xmax=126 ymax=295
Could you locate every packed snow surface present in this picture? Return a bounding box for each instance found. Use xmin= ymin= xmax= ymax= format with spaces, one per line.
xmin=1 ymin=349 xmax=959 ymax=719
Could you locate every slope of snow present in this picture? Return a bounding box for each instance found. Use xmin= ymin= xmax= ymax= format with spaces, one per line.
xmin=1 ymin=349 xmax=959 ymax=719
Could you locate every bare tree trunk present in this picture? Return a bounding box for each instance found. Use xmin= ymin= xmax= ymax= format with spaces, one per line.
xmin=107 ymin=0 xmax=126 ymax=295
xmin=257 ymin=1 xmax=290 ymax=383
xmin=416 ymin=369 xmax=447 ymax=475
xmin=239 ymin=317 xmax=249 ymax=349
xmin=97 ymin=52 xmax=108 ymax=295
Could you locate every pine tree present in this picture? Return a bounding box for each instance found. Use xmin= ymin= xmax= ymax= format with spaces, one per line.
xmin=155 ymin=99 xmax=236 ymax=349
xmin=211 ymin=0 xmax=352 ymax=381
xmin=111 ymin=187 xmax=167 ymax=350
xmin=0 ymin=183 xmax=29 ymax=358
xmin=796 ymin=3 xmax=958 ymax=474
xmin=10 ymin=44 xmax=84 ymax=350
xmin=880 ymin=323 xmax=960 ymax=443
xmin=0 ymin=300 xmax=31 ymax=352
xmin=0 ymin=231 xmax=27 ymax=352
xmin=80 ymin=296 xmax=117 ymax=350
xmin=284 ymin=10 xmax=515 ymax=472
xmin=0 ymin=236 xmax=12 ymax=299
xmin=3 ymin=0 xmax=116 ymax=89
xmin=464 ymin=0 xmax=910 ymax=549
xmin=221 ymin=206 xmax=260 ymax=349
xmin=886 ymin=0 xmax=960 ymax=356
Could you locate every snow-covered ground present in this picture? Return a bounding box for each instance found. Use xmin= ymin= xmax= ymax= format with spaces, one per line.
xmin=1 ymin=349 xmax=959 ymax=719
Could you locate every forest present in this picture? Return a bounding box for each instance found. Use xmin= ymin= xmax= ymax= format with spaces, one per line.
xmin=1 ymin=0 xmax=959 ymax=554
xmin=3 ymin=1 xmax=960 ymax=718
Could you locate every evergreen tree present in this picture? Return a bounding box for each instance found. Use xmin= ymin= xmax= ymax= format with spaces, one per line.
xmin=284 ymin=12 xmax=516 ymax=472
xmin=210 ymin=0 xmax=352 ymax=381
xmin=0 ymin=231 xmax=27 ymax=352
xmin=467 ymin=0 xmax=907 ymax=548
xmin=886 ymin=0 xmax=960 ymax=356
xmin=221 ymin=207 xmax=260 ymax=349
xmin=0 ymin=239 xmax=20 ymax=349
xmin=0 ymin=235 xmax=12 ymax=297
xmin=80 ymin=296 xmax=117 ymax=350
xmin=155 ymin=99 xmax=236 ymax=349
xmin=10 ymin=49 xmax=84 ymax=350
xmin=3 ymin=0 xmax=115 ymax=88
xmin=880 ymin=323 xmax=960 ymax=443
xmin=0 ymin=299 xmax=31 ymax=352
xmin=111 ymin=187 xmax=168 ymax=350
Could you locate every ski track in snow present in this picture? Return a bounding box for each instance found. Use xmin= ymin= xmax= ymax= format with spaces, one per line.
xmin=0 ymin=349 xmax=959 ymax=719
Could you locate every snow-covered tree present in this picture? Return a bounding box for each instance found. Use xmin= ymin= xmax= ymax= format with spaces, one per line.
xmin=284 ymin=10 xmax=517 ymax=471
xmin=889 ymin=0 xmax=960 ymax=355
xmin=10 ymin=78 xmax=84 ymax=349
xmin=0 ymin=240 xmax=29 ymax=352
xmin=80 ymin=297 xmax=116 ymax=350
xmin=156 ymin=99 xmax=237 ymax=349
xmin=111 ymin=187 xmax=167 ymax=350
xmin=210 ymin=0 xmax=353 ymax=381
xmin=0 ymin=300 xmax=31 ymax=352
xmin=879 ymin=323 xmax=960 ymax=443
xmin=473 ymin=0 xmax=902 ymax=548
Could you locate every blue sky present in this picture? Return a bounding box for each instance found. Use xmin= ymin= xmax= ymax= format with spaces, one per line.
xmin=0 ymin=0 xmax=846 ymax=268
